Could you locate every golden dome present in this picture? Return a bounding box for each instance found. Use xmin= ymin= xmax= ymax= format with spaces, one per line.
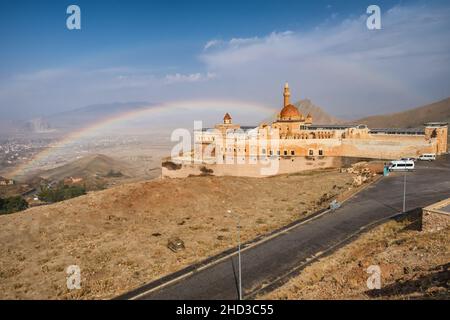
xmin=223 ymin=113 xmax=232 ymax=121
xmin=279 ymin=104 xmax=301 ymax=120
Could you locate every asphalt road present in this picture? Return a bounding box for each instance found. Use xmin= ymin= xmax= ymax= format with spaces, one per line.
xmin=124 ymin=155 xmax=450 ymax=300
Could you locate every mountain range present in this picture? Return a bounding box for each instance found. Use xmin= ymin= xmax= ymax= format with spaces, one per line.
xmin=46 ymin=101 xmax=153 ymax=131
xmin=294 ymin=99 xmax=343 ymax=124
xmin=352 ymin=97 xmax=450 ymax=128
xmin=5 ymin=97 xmax=450 ymax=137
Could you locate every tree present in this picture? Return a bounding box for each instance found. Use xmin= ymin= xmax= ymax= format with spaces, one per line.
xmin=106 ymin=169 xmax=123 ymax=177
xmin=0 ymin=196 xmax=28 ymax=215
xmin=38 ymin=182 xmax=86 ymax=203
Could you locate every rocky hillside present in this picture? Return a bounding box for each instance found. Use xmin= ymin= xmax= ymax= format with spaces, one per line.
xmin=294 ymin=99 xmax=343 ymax=124
xmin=265 ymin=219 xmax=449 ymax=299
xmin=264 ymin=99 xmax=343 ymax=125
xmin=353 ymin=97 xmax=450 ymax=129
xmin=36 ymin=154 xmax=134 ymax=182
xmin=0 ymin=170 xmax=357 ymax=299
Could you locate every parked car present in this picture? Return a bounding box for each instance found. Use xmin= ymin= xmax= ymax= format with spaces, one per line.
xmin=418 ymin=153 xmax=436 ymax=161
xmin=388 ymin=160 xmax=415 ymax=172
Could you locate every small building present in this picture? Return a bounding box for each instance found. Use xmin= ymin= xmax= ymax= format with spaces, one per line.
xmin=422 ymin=198 xmax=450 ymax=232
xmin=63 ymin=176 xmax=84 ymax=185
xmin=0 ymin=176 xmax=15 ymax=186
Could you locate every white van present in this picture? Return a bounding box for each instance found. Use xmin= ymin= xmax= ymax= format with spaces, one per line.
xmin=418 ymin=153 xmax=436 ymax=161
xmin=388 ymin=160 xmax=415 ymax=172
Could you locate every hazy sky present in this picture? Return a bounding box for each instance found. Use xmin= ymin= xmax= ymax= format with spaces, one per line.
xmin=1 ymin=0 xmax=449 ymax=120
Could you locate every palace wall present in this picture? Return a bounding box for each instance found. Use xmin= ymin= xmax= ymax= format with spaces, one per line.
xmin=163 ymin=134 xmax=441 ymax=178
xmin=162 ymin=156 xmax=342 ymax=178
xmin=340 ymin=136 xmax=435 ymax=159
xmin=425 ymin=125 xmax=448 ymax=154
xmin=264 ymin=134 xmax=435 ymax=159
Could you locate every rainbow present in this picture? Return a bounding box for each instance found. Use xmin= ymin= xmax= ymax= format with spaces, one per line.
xmin=9 ymin=99 xmax=275 ymax=179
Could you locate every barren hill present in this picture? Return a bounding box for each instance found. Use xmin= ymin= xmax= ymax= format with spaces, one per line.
xmin=0 ymin=170 xmax=357 ymax=299
xmin=294 ymin=99 xmax=343 ymax=124
xmin=353 ymin=98 xmax=450 ymax=128
xmin=265 ymin=220 xmax=449 ymax=299
xmin=37 ymin=154 xmax=133 ymax=182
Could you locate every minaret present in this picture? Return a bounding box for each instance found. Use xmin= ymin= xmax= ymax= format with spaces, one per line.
xmin=283 ymin=82 xmax=290 ymax=107
xmin=223 ymin=112 xmax=232 ymax=125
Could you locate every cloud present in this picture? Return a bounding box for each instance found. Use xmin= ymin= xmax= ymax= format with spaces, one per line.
xmin=203 ymin=32 xmax=294 ymax=52
xmin=204 ymin=39 xmax=223 ymax=50
xmin=0 ymin=67 xmax=218 ymax=119
xmin=0 ymin=68 xmax=163 ymax=118
xmin=164 ymin=72 xmax=216 ymax=84
xmin=200 ymin=4 xmax=450 ymax=118
xmin=1 ymin=4 xmax=449 ymax=121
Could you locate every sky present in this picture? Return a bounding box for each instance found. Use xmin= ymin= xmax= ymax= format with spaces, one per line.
xmin=0 ymin=0 xmax=449 ymax=121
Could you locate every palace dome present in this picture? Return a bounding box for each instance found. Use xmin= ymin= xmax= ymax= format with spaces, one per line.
xmin=279 ymin=104 xmax=301 ymax=120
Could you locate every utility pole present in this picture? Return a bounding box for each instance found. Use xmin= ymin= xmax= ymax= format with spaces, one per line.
xmin=403 ymin=171 xmax=406 ymax=212
xmin=228 ymin=209 xmax=242 ymax=300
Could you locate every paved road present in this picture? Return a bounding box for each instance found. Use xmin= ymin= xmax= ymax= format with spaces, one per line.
xmin=125 ymin=155 xmax=450 ymax=300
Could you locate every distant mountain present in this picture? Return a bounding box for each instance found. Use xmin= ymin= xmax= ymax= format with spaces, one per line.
xmin=352 ymin=98 xmax=450 ymax=129
xmin=0 ymin=102 xmax=155 ymax=137
xmin=263 ymin=99 xmax=343 ymax=125
xmin=0 ymin=120 xmax=20 ymax=135
xmin=47 ymin=101 xmax=153 ymax=131
xmin=23 ymin=118 xmax=54 ymax=133
xmin=294 ymin=99 xmax=343 ymax=124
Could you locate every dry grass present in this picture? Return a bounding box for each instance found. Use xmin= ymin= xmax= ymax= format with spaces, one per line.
xmin=263 ymin=221 xmax=450 ymax=300
xmin=0 ymin=170 xmax=355 ymax=299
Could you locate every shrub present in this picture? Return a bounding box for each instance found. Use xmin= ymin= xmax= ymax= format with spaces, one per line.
xmin=200 ymin=166 xmax=214 ymax=175
xmin=38 ymin=183 xmax=86 ymax=203
xmin=106 ymin=170 xmax=123 ymax=177
xmin=0 ymin=196 xmax=29 ymax=214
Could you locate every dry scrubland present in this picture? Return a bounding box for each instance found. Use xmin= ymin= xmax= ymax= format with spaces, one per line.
xmin=264 ymin=221 xmax=449 ymax=300
xmin=0 ymin=170 xmax=356 ymax=299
